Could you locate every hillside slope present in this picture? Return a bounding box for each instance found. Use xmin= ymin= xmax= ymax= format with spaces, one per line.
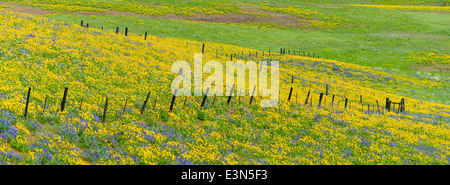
xmin=0 ymin=10 xmax=449 ymax=164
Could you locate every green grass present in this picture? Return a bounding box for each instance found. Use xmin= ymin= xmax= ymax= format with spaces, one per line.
xmin=46 ymin=4 xmax=449 ymax=72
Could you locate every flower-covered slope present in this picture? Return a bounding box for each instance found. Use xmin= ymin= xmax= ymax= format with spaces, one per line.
xmin=0 ymin=10 xmax=449 ymax=165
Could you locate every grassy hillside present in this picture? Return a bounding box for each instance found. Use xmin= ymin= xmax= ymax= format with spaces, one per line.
xmin=0 ymin=10 xmax=449 ymax=164
xmin=2 ymin=0 xmax=449 ymax=74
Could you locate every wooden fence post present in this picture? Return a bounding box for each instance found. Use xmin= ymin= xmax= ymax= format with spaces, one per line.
xmin=125 ymin=27 xmax=128 ymax=37
xmin=344 ymin=98 xmax=348 ymax=109
xmin=227 ymin=84 xmax=234 ymax=105
xmin=386 ymin=98 xmax=389 ymax=110
xmin=376 ymin=100 xmax=380 ymax=114
xmin=102 ymin=96 xmax=108 ymax=123
xmin=331 ymin=94 xmax=335 ymax=106
xmin=43 ymin=95 xmax=48 ymax=113
xmin=249 ymin=85 xmax=256 ymax=105
xmin=201 ymin=88 xmax=210 ymax=109
xmin=122 ymin=98 xmax=128 ymax=115
xmin=387 ymin=100 xmax=391 ymax=112
xmin=145 ymin=32 xmax=147 ymax=40
xmin=81 ymin=20 xmax=83 ymax=26
xmin=169 ymin=90 xmax=177 ymax=112
xmin=287 ymin=87 xmax=293 ymax=102
xmin=153 ymin=96 xmax=158 ymax=110
xmin=183 ymin=96 xmax=187 ymax=108
xmin=116 ymin=27 xmax=119 ymax=34
xmin=401 ymin=98 xmax=405 ymax=113
xmin=141 ymin=91 xmax=151 ymax=115
xmin=61 ymin=87 xmax=68 ymax=112
xmin=304 ymin=91 xmax=310 ymax=105
xmin=202 ymin=43 xmax=205 ymax=53
xmin=318 ymin=93 xmax=324 ymax=107
xmin=326 ymin=84 xmax=328 ymax=96
xmin=24 ymin=87 xmax=31 ymax=118
xmin=212 ymin=95 xmax=217 ymax=106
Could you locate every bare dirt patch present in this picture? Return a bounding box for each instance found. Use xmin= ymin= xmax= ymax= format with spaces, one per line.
xmin=410 ymin=64 xmax=450 ymax=74
xmin=0 ymin=2 xmax=53 ymax=15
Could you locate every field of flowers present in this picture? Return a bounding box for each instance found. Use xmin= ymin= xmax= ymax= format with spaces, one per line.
xmin=366 ymin=0 xmax=448 ymax=6
xmin=408 ymin=51 xmax=450 ymax=65
xmin=0 ymin=10 xmax=450 ymax=165
xmin=348 ymin=4 xmax=450 ymax=12
xmin=2 ymin=0 xmax=345 ymax=30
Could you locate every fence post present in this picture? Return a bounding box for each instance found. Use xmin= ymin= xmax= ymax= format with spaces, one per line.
xmin=287 ymin=87 xmax=293 ymax=102
xmin=344 ymin=98 xmax=348 ymax=109
xmin=331 ymin=94 xmax=335 ymax=106
xmin=318 ymin=93 xmax=324 ymax=107
xmin=145 ymin=32 xmax=147 ymax=40
xmin=387 ymin=100 xmax=391 ymax=112
xmin=116 ymin=27 xmax=119 ymax=34
xmin=169 ymin=90 xmax=177 ymax=112
xmin=304 ymin=91 xmax=310 ymax=105
xmin=24 ymin=87 xmax=31 ymax=118
xmin=122 ymin=98 xmax=128 ymax=115
xmin=202 ymin=43 xmax=205 ymax=53
xmin=326 ymin=84 xmax=328 ymax=96
xmin=386 ymin=98 xmax=389 ymax=110
xmin=141 ymin=91 xmax=151 ymax=115
xmin=376 ymin=100 xmax=380 ymax=114
xmin=153 ymin=96 xmax=158 ymax=110
xmin=401 ymin=98 xmax=405 ymax=113
xmin=249 ymin=86 xmax=256 ymax=105
xmin=61 ymin=87 xmax=68 ymax=112
xmin=102 ymin=96 xmax=108 ymax=123
xmin=288 ymin=76 xmax=294 ymax=102
xmin=81 ymin=20 xmax=84 ymax=26
xmin=212 ymin=95 xmax=217 ymax=106
xmin=125 ymin=27 xmax=128 ymax=36
xmin=201 ymin=88 xmax=210 ymax=109
xmin=43 ymin=95 xmax=48 ymax=113
xmin=227 ymin=84 xmax=234 ymax=105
